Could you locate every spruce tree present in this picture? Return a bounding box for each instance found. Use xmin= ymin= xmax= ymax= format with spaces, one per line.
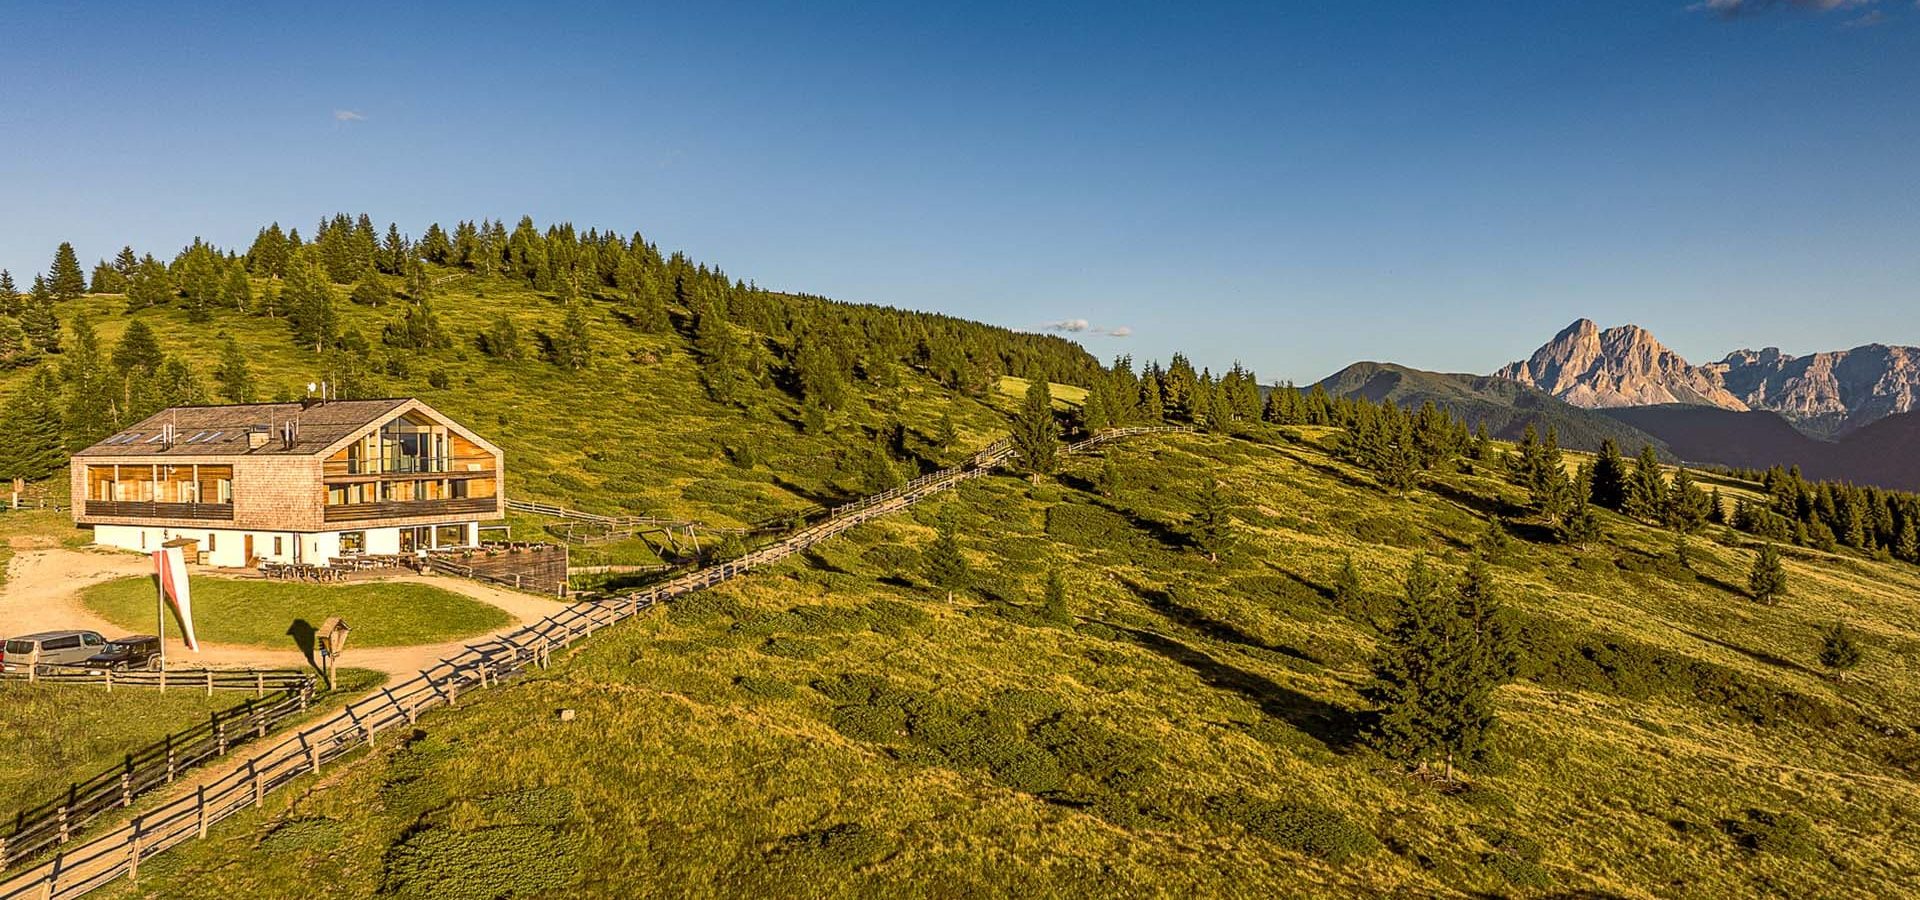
xmin=89 ymin=260 xmax=125 ymax=294
xmin=59 ymin=317 xmax=114 ymax=450
xmin=48 ymin=242 xmax=86 ymax=300
xmin=1663 ymin=467 xmax=1712 ymax=534
xmin=21 ymin=285 xmax=61 ymax=354
xmin=283 ymin=255 xmax=338 ymax=352
xmin=552 ymin=303 xmax=592 ymax=371
xmin=222 ymin=264 xmax=253 ymax=310
xmin=1332 ymin=554 xmax=1364 ymax=611
xmin=213 ymin=334 xmax=255 ymax=403
xmin=0 ymin=269 xmax=19 ymax=316
xmin=1624 ymin=445 xmax=1666 ymax=522
xmin=1590 ymin=439 xmax=1629 ymax=509
xmin=1818 ymin=621 xmax=1861 ymax=670
xmin=0 ymin=367 xmax=67 ymax=481
xmin=1749 ymin=543 xmax=1788 ymax=605
xmin=1898 ymin=517 xmax=1920 ymax=563
xmin=1190 ymin=480 xmax=1236 ymax=563
xmin=1042 ymin=568 xmax=1072 ymax=624
xmin=923 ymin=511 xmax=972 ymax=601
xmin=1011 ymin=378 xmax=1060 ymax=482
xmin=1365 ymin=557 xmax=1513 ymax=779
xmin=481 ymin=315 xmax=523 ymax=361
xmin=111 ymin=319 xmax=165 ymax=375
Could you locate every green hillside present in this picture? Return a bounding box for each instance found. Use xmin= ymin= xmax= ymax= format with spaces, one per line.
xmin=1315 ymin=361 xmax=1673 ymax=457
xmin=86 ymin=428 xmax=1920 ymax=898
xmin=5 ymin=221 xmax=1920 ymax=897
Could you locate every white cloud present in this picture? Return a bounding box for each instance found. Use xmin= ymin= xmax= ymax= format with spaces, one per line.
xmin=333 ymin=109 xmax=366 ymax=122
xmin=1691 ymin=0 xmax=1872 ymax=17
xmin=1040 ymin=318 xmax=1132 ymax=338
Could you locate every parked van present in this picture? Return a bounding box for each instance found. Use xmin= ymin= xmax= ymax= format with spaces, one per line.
xmin=1 ymin=630 xmax=108 ymax=673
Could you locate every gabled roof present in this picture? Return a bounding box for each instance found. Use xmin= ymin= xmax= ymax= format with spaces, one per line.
xmin=73 ymin=399 xmax=415 ymax=458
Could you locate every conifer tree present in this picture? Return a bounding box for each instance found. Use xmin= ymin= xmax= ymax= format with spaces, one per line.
xmin=1819 ymin=621 xmax=1861 ymax=670
xmin=21 ymin=284 xmax=61 ymax=354
xmin=932 ymin=411 xmax=958 ymax=458
xmin=111 ymin=319 xmax=165 ymax=375
xmin=124 ymin=255 xmax=172 ymax=311
xmin=1624 ymin=445 xmax=1666 ymax=522
xmin=481 ymin=315 xmax=523 ymax=361
xmin=1011 ymin=378 xmax=1060 ymax=482
xmin=48 ymin=242 xmax=86 ymax=300
xmin=1364 ymin=557 xmax=1514 ymax=779
xmin=158 ymin=357 xmax=205 ymax=406
xmin=1333 ymin=554 xmax=1364 ymax=611
xmin=283 ymin=255 xmax=338 ymax=352
xmin=923 ymin=511 xmax=972 ymax=601
xmin=90 ymin=260 xmax=125 ymax=294
xmin=1590 ymin=439 xmax=1629 ymax=509
xmin=1095 ymin=455 xmax=1124 ymax=499
xmin=213 ymin=334 xmax=255 ymax=403
xmin=222 ymin=264 xmax=253 ymax=310
xmin=1663 ymin=467 xmax=1712 ymax=534
xmin=0 ymin=270 xmax=18 ymax=316
xmin=1898 ymin=517 xmax=1920 ymax=563
xmin=0 ymin=317 xmax=34 ymax=369
xmin=1042 ymin=568 xmax=1072 ymax=624
xmin=1749 ymin=543 xmax=1787 ymax=605
xmin=60 ymin=317 xmax=114 ymax=450
xmin=552 ymin=304 xmax=592 ymax=371
xmin=350 ymin=272 xmax=389 ymax=307
xmin=0 ymin=367 xmax=66 ymax=481
xmin=1190 ymin=480 xmax=1236 ymax=563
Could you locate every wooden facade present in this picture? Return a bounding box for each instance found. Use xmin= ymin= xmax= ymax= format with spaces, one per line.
xmin=69 ymin=399 xmax=506 ymax=567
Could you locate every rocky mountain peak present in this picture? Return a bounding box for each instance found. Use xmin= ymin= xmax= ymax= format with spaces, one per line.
xmin=1494 ymin=319 xmax=1747 ymax=411
xmin=1498 ymin=321 xmax=1920 ymax=438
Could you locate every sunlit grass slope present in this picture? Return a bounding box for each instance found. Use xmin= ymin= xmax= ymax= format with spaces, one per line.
xmin=96 ymin=427 xmax=1920 ymax=899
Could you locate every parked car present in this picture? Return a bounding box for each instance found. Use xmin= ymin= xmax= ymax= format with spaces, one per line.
xmin=83 ymin=635 xmax=163 ymax=672
xmin=1 ymin=630 xmax=108 ymax=673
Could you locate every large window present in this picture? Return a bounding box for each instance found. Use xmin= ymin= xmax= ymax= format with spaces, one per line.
xmin=85 ymin=465 xmax=232 ymax=504
xmin=340 ymin=531 xmax=365 ymax=553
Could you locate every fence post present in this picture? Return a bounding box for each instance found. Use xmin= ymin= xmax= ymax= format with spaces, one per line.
xmin=216 ymin=713 xmax=228 ymax=756
xmin=205 ymin=668 xmax=214 ymax=698
xmin=121 ymin=760 xmax=133 ymax=807
xmin=255 ymin=669 xmax=264 ymax=699
xmin=196 ymin=785 xmax=208 ymax=839
xmin=57 ymin=803 xmax=68 ymax=845
xmin=105 ymin=668 xmax=112 ymax=693
xmin=304 ymin=734 xmax=321 ymax=775
xmin=127 ymin=822 xmax=140 ymax=883
xmin=251 ymin=759 xmax=264 ymax=807
xmin=165 ymin=734 xmax=176 ymax=784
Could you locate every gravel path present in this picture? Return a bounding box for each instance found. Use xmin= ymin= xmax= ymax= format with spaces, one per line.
xmin=0 ymin=548 xmax=573 ymax=677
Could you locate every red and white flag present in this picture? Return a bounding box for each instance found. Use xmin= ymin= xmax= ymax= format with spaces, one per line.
xmin=152 ymin=547 xmax=199 ymax=652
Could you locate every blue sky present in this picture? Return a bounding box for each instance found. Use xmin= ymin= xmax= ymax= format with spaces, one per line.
xmin=1 ymin=1 xmax=1915 ymax=383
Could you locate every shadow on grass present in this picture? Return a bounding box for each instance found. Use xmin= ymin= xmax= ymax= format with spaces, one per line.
xmin=1090 ymin=498 xmax=1190 ymax=553
xmin=1122 ymin=578 xmax=1319 ymax=664
xmin=1100 ymin=621 xmax=1361 ymax=752
xmin=1679 ymin=628 xmax=1823 ymax=679
xmin=287 ymin=619 xmax=319 ymax=673
xmin=1423 ymin=477 xmax=1522 ymax=522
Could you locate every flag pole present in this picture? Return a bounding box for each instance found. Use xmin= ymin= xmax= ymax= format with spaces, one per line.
xmin=155 ymin=556 xmax=167 ymax=692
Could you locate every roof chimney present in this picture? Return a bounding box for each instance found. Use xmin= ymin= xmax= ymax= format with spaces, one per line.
xmin=247 ymin=426 xmax=269 ymax=450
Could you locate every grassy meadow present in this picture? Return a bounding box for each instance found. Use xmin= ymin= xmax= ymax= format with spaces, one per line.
xmin=83 ymin=428 xmax=1920 ymax=899
xmin=80 ymin=577 xmax=511 ymax=649
xmin=0 ymin=668 xmax=385 ymax=818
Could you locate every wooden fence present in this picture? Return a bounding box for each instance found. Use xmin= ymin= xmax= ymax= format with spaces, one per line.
xmin=0 ymin=676 xmax=316 ymax=873
xmin=0 ymin=426 xmax=1192 ymax=899
xmin=0 ymin=668 xmax=311 ymax=697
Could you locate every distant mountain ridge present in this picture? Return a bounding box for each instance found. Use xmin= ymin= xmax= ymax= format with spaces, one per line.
xmin=1313 ymin=361 xmax=1671 ymax=456
xmin=1600 ymin=405 xmax=1920 ymax=492
xmin=1495 ymin=319 xmax=1920 ymax=439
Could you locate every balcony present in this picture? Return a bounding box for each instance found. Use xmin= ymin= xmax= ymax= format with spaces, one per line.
xmin=82 ymin=500 xmax=235 ymax=522
xmin=324 ymin=456 xmax=497 ymax=479
xmin=322 ymin=497 xmax=498 ymax=523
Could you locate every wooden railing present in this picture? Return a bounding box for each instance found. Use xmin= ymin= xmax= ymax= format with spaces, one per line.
xmin=76 ymin=501 xmax=233 ymax=522
xmin=0 ymin=674 xmax=315 ymax=873
xmin=0 ymin=426 xmax=1195 ymax=899
xmin=0 ymin=668 xmax=311 ymax=696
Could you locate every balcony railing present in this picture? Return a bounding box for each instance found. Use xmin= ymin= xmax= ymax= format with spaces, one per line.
xmin=322 ymin=497 xmax=498 ymax=523
xmin=324 ymin=456 xmax=497 ymax=478
xmin=81 ymin=500 xmax=235 ymax=522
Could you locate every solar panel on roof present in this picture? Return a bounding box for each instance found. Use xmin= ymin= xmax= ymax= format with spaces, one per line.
xmin=144 ymin=434 xmax=165 ymax=443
